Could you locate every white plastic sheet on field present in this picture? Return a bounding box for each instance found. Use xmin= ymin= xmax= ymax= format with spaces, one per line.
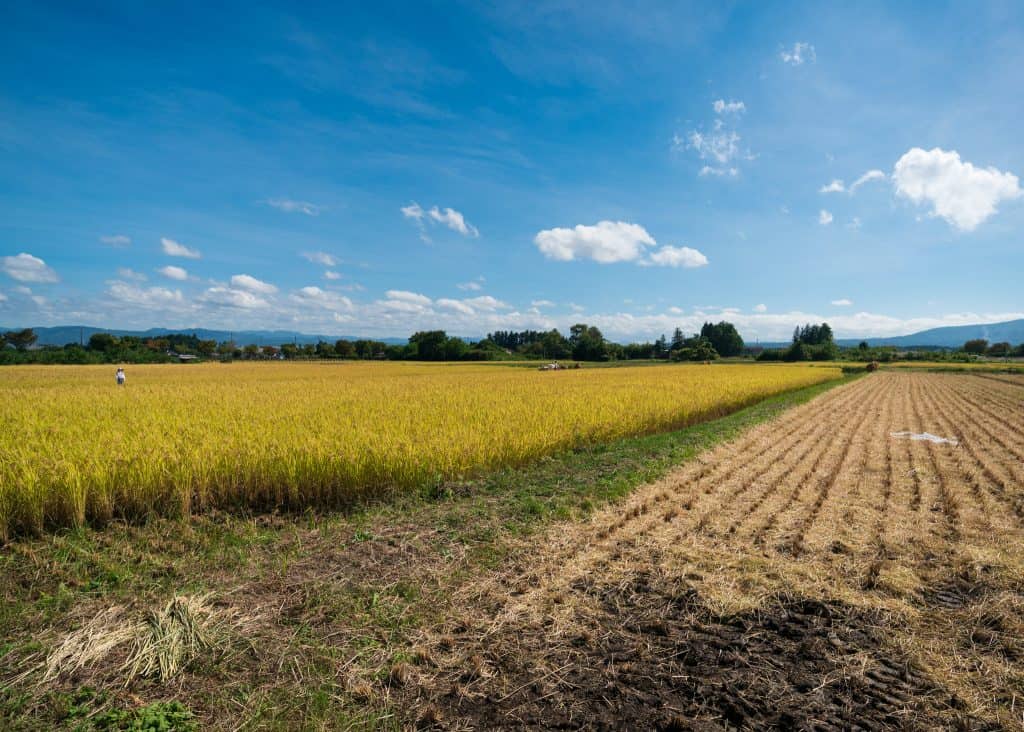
xmin=890 ymin=431 xmax=959 ymax=446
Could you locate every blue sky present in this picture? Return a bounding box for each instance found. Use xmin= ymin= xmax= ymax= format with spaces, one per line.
xmin=2 ymin=1 xmax=1023 ymax=341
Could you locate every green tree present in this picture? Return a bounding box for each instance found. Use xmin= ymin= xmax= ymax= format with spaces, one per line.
xmin=963 ymin=339 xmax=988 ymax=355
xmin=6 ymin=328 xmax=38 ymax=351
xmin=670 ymin=328 xmax=686 ymax=352
xmin=700 ymin=321 xmax=744 ymax=357
xmin=196 ymin=340 xmax=217 ymax=357
xmin=409 ymin=330 xmax=449 ymax=360
xmin=87 ymin=332 xmax=117 ymax=352
xmin=987 ymin=341 xmax=1012 ymax=357
xmin=569 ymin=324 xmax=607 ymax=361
xmin=335 ymin=339 xmax=355 ymax=358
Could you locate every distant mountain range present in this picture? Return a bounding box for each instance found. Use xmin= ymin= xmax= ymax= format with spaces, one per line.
xmin=839 ymin=318 xmax=1024 ymax=349
xmin=2 ymin=325 xmax=407 ymax=347
xmin=5 ymin=318 xmax=1024 ymax=350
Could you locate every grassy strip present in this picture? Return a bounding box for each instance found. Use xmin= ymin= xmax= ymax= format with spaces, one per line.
xmin=1 ymin=373 xmax=854 ymax=730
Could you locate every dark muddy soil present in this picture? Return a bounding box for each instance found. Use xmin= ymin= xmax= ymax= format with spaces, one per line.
xmin=416 ymin=572 xmax=995 ymax=731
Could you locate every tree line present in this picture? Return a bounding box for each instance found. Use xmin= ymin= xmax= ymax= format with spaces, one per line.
xmin=0 ymin=321 xmax=747 ymax=364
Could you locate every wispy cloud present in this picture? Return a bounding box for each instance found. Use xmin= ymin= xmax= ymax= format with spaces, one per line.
xmin=266 ymin=198 xmax=320 ymax=216
xmin=161 ymin=237 xmax=201 ymax=259
xmin=100 ymin=234 xmax=131 ymax=247
xmin=819 ymin=210 xmax=834 ymax=225
xmin=831 ymin=298 xmax=853 ymax=306
xmin=780 ymin=42 xmax=816 ymax=66
xmin=402 ymin=202 xmax=479 ymax=238
xmin=301 ymin=251 xmax=337 ymax=267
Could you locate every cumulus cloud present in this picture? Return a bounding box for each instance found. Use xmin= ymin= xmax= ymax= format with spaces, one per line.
xmin=301 ymin=251 xmax=337 ymax=267
xmin=819 ymin=179 xmax=845 ymax=194
xmin=536 ymin=221 xmax=655 ymax=263
xmin=819 ymin=210 xmax=834 ymax=225
xmin=107 ymin=280 xmax=185 ymax=309
xmin=892 ymin=147 xmax=1022 ymax=231
xmin=462 ymin=295 xmax=508 ymax=311
xmin=435 ymin=298 xmax=474 ymax=315
xmin=402 ymin=202 xmax=479 ymax=237
xmin=117 ymin=267 xmax=147 ymax=282
xmin=201 ymin=286 xmax=269 ymax=310
xmin=535 ymin=221 xmax=709 ymax=269
xmin=712 ymin=99 xmax=745 ymax=115
xmin=831 ymin=298 xmax=853 ymax=306
xmin=385 ymin=289 xmax=433 ymax=307
xmin=289 ymin=286 xmax=354 ymax=312
xmin=266 ymin=198 xmax=320 ymax=216
xmin=754 ymin=303 xmax=768 ymax=313
xmin=531 ymin=299 xmax=555 ymax=308
xmin=100 ymin=234 xmax=131 ymax=247
xmin=230 ymin=274 xmax=278 ymax=294
xmin=324 ymin=270 xmax=341 ymax=280
xmin=2 ymin=253 xmax=58 ymax=283
xmin=161 ymin=237 xmax=200 ymax=259
xmin=158 ymin=265 xmax=189 ymax=281
xmin=643 ymin=245 xmax=709 ymax=269
xmin=780 ymin=42 xmax=816 ymax=65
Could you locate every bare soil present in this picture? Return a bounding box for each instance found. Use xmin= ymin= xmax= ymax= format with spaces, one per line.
xmin=404 ymin=373 xmax=1024 ymax=730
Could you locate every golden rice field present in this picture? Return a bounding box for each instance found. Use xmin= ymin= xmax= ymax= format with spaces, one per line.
xmin=0 ymin=362 xmax=840 ymax=539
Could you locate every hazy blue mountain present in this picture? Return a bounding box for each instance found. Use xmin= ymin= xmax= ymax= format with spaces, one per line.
xmin=837 ymin=319 xmax=1024 ymax=348
xmin=1 ymin=325 xmax=407 ymax=347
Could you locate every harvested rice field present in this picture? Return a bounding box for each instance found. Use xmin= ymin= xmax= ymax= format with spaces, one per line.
xmin=3 ymin=371 xmax=1024 ymax=730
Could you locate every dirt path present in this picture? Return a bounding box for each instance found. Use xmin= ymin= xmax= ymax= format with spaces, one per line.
xmin=405 ymin=373 xmax=1024 ymax=730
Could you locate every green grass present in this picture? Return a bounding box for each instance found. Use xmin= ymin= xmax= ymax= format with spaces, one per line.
xmin=0 ymin=373 xmax=854 ymax=730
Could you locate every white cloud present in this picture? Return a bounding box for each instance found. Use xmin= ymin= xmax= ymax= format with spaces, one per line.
xmin=290 ymin=286 xmax=354 ymax=312
xmin=712 ymin=99 xmax=745 ymax=115
xmin=849 ymin=169 xmax=886 ymax=192
xmin=687 ymin=130 xmax=740 ymax=166
xmin=754 ymin=303 xmax=767 ymax=313
xmin=201 ymin=286 xmax=269 ymax=310
xmin=301 ymin=251 xmax=337 ymax=267
xmin=848 ymin=216 xmax=862 ymax=229
xmin=819 ymin=209 xmax=834 ymax=225
xmin=2 ymin=253 xmax=58 ymax=283
xmin=699 ymin=165 xmax=738 ymax=177
xmin=324 ymin=270 xmax=341 ymax=280
xmin=643 ymin=245 xmax=709 ymax=269
xmin=107 ymin=280 xmax=185 ymax=309
xmin=0 ymin=291 xmax=6 ymax=302
xmin=158 ymin=265 xmax=189 ymax=281
xmin=100 ymin=234 xmax=131 ymax=247
xmin=230 ymin=274 xmax=278 ymax=294
xmin=400 ymin=202 xmax=425 ymax=222
xmin=535 ymin=221 xmax=656 ymax=264
xmin=402 ymin=202 xmax=479 ymax=237
xmin=457 ymin=280 xmax=483 ymax=291
xmin=117 ymin=267 xmax=147 ymax=282
xmin=161 ymin=237 xmax=201 ymax=259
xmin=385 ymin=289 xmax=432 ymax=306
xmin=462 ymin=295 xmax=508 ymax=311
xmin=780 ymin=42 xmax=816 ymax=66
xmin=819 ymin=179 xmax=845 ymax=194
xmin=531 ymin=299 xmax=555 ymax=308
xmin=831 ymin=298 xmax=853 ymax=306
xmin=535 ymin=221 xmax=709 ymax=269
xmin=266 ymin=198 xmax=320 ymax=216
xmin=435 ymin=298 xmax=474 ymax=315
xmin=892 ymin=147 xmax=1022 ymax=231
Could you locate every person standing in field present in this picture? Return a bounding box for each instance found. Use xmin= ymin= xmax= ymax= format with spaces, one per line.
xmin=115 ymin=367 xmax=126 ymax=387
